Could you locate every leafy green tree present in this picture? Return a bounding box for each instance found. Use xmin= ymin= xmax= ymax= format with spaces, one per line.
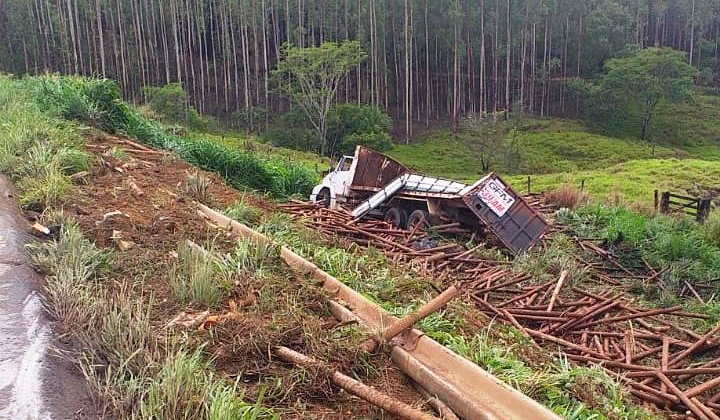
xmin=584 ymin=47 xmax=696 ymax=148
xmin=327 ymin=104 xmax=393 ymax=155
xmin=143 ymin=83 xmax=214 ymax=130
xmin=272 ymin=41 xmax=367 ymax=155
xmin=262 ymin=104 xmax=393 ymax=155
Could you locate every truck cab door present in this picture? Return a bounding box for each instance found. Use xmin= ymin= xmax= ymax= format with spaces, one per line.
xmin=330 ymin=156 xmax=354 ymax=196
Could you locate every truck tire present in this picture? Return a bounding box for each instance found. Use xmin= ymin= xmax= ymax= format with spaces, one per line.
xmin=408 ymin=210 xmax=432 ymax=230
xmin=384 ymin=207 xmax=407 ymax=229
xmin=315 ymin=188 xmax=331 ymax=208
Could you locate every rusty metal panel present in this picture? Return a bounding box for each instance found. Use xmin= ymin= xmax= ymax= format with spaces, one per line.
xmin=350 ymin=147 xmax=409 ymax=190
xmin=462 ymin=173 xmax=548 ymax=254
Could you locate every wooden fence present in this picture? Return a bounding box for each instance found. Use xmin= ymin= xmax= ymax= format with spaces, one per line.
xmin=656 ymin=190 xmax=713 ymax=222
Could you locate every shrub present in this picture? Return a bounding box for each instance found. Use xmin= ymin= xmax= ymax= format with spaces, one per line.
xmin=545 ymin=185 xmax=589 ymax=210
xmin=327 ymin=103 xmax=393 ymax=155
xmin=261 ymin=109 xmax=320 ymax=152
xmin=185 ymin=171 xmax=212 ymax=202
xmin=144 ymin=83 xmax=217 ymax=131
xmin=143 ymin=82 xmax=188 ymax=122
xmin=263 ymin=103 xmax=393 ymax=156
xmin=337 ymin=130 xmax=392 ymax=155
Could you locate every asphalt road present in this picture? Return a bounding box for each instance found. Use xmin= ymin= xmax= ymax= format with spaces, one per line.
xmin=0 ymin=176 xmax=94 ymax=420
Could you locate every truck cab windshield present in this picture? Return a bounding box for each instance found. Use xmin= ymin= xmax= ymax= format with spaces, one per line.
xmin=337 ymin=157 xmax=353 ymax=172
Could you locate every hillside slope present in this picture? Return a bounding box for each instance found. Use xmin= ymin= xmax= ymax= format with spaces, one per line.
xmin=386 ymin=112 xmax=720 ymax=204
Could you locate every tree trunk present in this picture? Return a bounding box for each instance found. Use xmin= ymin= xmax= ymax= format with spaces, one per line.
xmin=479 ymin=0 xmax=485 ymax=117
xmin=505 ymin=0 xmax=511 ymax=114
xmin=689 ymin=0 xmax=696 ymax=66
xmin=95 ymin=0 xmax=105 ymax=76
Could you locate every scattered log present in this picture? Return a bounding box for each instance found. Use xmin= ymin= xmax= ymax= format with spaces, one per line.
xmin=274 ymin=346 xmax=439 ymax=420
xmin=360 ymin=286 xmax=459 ymax=353
xmin=656 ymin=372 xmax=711 ymax=420
xmin=279 ymin=201 xmax=720 ymax=415
xmin=546 ymin=270 xmax=568 ymax=312
xmin=31 ymin=222 xmax=50 ymax=235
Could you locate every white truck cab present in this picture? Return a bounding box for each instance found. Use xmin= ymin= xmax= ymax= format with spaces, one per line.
xmin=310 ymin=155 xmax=355 ymax=208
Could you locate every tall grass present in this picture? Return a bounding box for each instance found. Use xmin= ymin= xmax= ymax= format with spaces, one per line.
xmin=703 ymin=210 xmax=720 ymax=247
xmin=9 ymin=73 xmax=278 ymax=419
xmin=438 ymin=329 xmax=656 ymax=420
xmin=0 ymin=75 xmax=88 ymax=210
xmin=26 ymin=213 xmax=276 ymax=418
xmin=185 ymin=171 xmax=212 ymax=202
xmin=24 ymin=74 xmax=317 ymax=198
xmin=26 ymin=220 xmax=106 ymax=326
xmin=140 ymin=348 xmax=277 ymax=420
xmin=169 ymin=243 xmax=224 ymax=308
xmin=223 ymin=200 xmax=262 ymax=225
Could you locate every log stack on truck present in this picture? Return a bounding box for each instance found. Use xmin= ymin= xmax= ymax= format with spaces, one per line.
xmin=310 ymin=146 xmax=548 ymax=254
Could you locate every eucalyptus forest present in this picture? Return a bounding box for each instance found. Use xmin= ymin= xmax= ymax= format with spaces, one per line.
xmin=1 ymin=0 xmax=718 ymax=139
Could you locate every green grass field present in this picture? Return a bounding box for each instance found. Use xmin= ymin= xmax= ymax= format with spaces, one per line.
xmin=389 ymin=118 xmax=690 ymax=180
xmin=507 ymin=158 xmax=720 ymax=205
xmin=385 ymin=109 xmax=720 ymax=204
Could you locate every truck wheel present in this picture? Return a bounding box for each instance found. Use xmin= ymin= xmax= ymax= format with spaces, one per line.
xmin=408 ymin=210 xmax=432 ymax=230
xmin=384 ymin=208 xmax=407 ymax=229
xmin=315 ymin=188 xmax=331 ymax=208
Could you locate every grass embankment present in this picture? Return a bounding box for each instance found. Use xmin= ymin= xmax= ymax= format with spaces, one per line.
xmin=26 ymin=75 xmax=319 ymax=199
xmin=1 ymin=74 xmax=443 ymax=418
xmin=194 ymin=130 xmax=332 ymax=170
xmin=0 ymin=74 xmax=279 ymax=418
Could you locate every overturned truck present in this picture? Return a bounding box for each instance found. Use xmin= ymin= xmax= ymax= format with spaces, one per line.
xmin=310 ymin=146 xmax=548 ymax=254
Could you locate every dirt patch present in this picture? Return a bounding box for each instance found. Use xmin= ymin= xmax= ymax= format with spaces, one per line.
xmin=60 ymin=133 xmax=426 ymax=418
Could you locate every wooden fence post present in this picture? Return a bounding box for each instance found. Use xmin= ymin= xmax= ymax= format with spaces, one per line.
xmin=527 ymin=176 xmax=531 ymax=195
xmin=660 ymin=192 xmax=671 ymax=214
xmin=697 ymin=199 xmax=712 ymax=223
xmin=654 ymin=190 xmax=659 ymax=212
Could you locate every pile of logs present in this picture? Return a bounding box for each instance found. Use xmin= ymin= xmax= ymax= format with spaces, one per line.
xmin=280 ymin=200 xmax=720 ymax=417
xmin=279 ymin=200 xmax=497 ymax=280
xmin=470 ymin=267 xmax=720 ymax=418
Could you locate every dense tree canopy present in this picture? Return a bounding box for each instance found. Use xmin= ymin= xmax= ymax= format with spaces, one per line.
xmin=1 ymin=0 xmax=718 ymax=138
xmin=585 ymin=47 xmax=696 ymax=143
